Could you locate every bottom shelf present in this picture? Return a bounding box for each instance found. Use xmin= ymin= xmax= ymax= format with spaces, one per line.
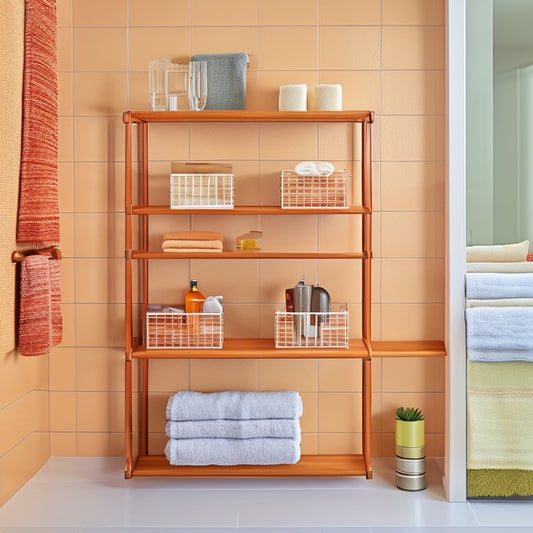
xmin=129 ymin=454 xmax=372 ymax=479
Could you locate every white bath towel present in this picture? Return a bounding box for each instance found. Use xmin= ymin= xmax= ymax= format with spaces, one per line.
xmin=466 ymin=307 xmax=533 ymax=362
xmin=294 ymin=161 xmax=335 ymax=177
xmin=165 ymin=437 xmax=301 ymax=466
xmin=465 ymin=272 xmax=533 ymax=299
xmin=166 ymin=418 xmax=301 ymax=440
xmin=166 ymin=390 xmax=303 ymax=421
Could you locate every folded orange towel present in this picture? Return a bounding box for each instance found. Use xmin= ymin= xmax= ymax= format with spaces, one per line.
xmin=163 ymin=248 xmax=223 ymax=253
xmin=162 ymin=239 xmax=223 ymax=251
xmin=163 ymin=231 xmax=223 ymax=243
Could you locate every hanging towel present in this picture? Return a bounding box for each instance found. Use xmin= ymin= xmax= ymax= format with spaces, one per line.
xmin=165 ymin=418 xmax=301 ymax=440
xmin=190 ymin=53 xmax=249 ymax=110
xmin=19 ymin=255 xmax=54 ymax=356
xmin=466 ymin=307 xmax=533 ymax=362
xmin=17 ymin=0 xmax=59 ymax=250
xmin=465 ymin=272 xmax=533 ymax=299
xmin=165 ymin=437 xmax=301 ymax=466
xmin=166 ymin=390 xmax=303 ymax=421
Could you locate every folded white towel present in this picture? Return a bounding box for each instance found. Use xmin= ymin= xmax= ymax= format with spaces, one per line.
xmin=166 ymin=390 xmax=303 ymax=421
xmin=294 ymin=161 xmax=335 ymax=177
xmin=466 ymin=307 xmax=533 ymax=361
xmin=165 ymin=437 xmax=301 ymax=466
xmin=465 ymin=273 xmax=533 ymax=299
xmin=166 ymin=418 xmax=301 ymax=440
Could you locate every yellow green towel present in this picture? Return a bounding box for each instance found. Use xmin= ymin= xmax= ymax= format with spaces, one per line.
xmin=468 ymin=361 xmax=533 ymax=470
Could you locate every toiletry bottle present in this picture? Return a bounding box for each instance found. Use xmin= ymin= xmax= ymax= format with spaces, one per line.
xmin=185 ymin=280 xmax=206 ymax=313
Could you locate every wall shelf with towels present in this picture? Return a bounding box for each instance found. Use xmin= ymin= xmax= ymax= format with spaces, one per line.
xmin=122 ymin=109 xmax=445 ymax=481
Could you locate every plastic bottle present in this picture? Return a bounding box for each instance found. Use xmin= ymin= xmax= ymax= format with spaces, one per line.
xmin=185 ymin=280 xmax=206 ymax=313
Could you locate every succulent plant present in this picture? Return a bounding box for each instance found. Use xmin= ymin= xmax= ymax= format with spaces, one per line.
xmin=396 ymin=406 xmax=424 ymax=422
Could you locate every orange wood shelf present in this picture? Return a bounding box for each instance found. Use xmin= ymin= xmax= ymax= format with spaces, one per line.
xmin=131 ymin=454 xmax=371 ymax=478
xmin=131 ymin=250 xmax=366 ymax=260
xmin=132 ymin=338 xmax=370 ymax=359
xmin=131 ymin=205 xmax=370 ymax=215
xmin=131 ymin=339 xmax=445 ymax=359
xmin=124 ymin=110 xmax=374 ymax=124
xmin=123 ymin=110 xmax=375 ymax=480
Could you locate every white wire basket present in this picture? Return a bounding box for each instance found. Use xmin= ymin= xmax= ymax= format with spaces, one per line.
xmin=280 ymin=170 xmax=348 ymax=208
xmin=146 ymin=311 xmax=224 ymax=349
xmin=274 ymin=304 xmax=349 ymax=349
xmin=170 ymin=173 xmax=234 ymax=209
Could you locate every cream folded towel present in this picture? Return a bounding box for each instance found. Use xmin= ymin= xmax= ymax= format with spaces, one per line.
xmin=466 ymin=261 xmax=533 ymax=273
xmin=466 ymin=240 xmax=529 ymax=263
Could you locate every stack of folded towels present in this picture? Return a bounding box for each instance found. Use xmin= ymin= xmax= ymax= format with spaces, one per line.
xmin=161 ymin=231 xmax=223 ymax=253
xmin=164 ymin=390 xmax=303 ymax=466
xmin=465 ymin=240 xmax=533 ymax=363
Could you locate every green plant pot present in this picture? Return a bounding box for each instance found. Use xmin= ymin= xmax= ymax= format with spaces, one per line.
xmin=395 ymin=419 xmax=425 ymax=448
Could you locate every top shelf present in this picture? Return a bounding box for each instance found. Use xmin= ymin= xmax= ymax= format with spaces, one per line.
xmin=123 ymin=110 xmax=374 ymax=124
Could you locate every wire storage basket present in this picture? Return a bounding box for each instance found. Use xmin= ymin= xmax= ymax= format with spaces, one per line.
xmin=280 ymin=170 xmax=348 ymax=208
xmin=170 ymin=173 xmax=234 ymax=209
xmin=146 ymin=311 xmax=224 ymax=349
xmin=274 ymin=304 xmax=349 ymax=349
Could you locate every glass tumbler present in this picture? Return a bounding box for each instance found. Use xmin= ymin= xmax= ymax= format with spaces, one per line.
xmin=149 ymin=58 xmax=170 ymax=111
xmin=188 ymin=60 xmax=207 ymax=111
xmin=165 ymin=63 xmax=189 ymax=111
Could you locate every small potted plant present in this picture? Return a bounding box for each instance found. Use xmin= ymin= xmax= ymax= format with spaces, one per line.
xmin=395 ymin=406 xmax=424 ymax=451
xmin=395 ymin=406 xmax=426 ymax=491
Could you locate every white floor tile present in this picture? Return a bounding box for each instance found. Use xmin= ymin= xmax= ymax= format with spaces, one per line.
xmin=2 ymin=457 xmax=533 ymax=531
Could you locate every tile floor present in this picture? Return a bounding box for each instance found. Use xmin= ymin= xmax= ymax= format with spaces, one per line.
xmin=0 ymin=457 xmax=533 ymax=532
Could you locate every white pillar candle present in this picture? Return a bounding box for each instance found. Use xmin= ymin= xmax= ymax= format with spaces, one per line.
xmin=278 ymin=84 xmax=307 ymax=111
xmin=308 ymin=84 xmax=342 ymax=111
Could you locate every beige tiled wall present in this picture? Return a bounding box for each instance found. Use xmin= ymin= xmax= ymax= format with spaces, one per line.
xmin=51 ymin=0 xmax=445 ymax=461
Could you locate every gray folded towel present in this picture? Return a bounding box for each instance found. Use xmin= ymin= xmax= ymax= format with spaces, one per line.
xmin=165 ymin=437 xmax=301 ymax=466
xmin=166 ymin=390 xmax=303 ymax=421
xmin=165 ymin=418 xmax=302 ymax=440
xmin=190 ymin=52 xmax=249 ymax=110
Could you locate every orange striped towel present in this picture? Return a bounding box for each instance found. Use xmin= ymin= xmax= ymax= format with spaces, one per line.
xmin=163 ymin=231 xmax=223 ymax=242
xmin=19 ymin=255 xmax=62 ymax=356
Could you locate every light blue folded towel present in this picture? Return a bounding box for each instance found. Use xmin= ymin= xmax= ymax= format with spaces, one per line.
xmin=166 ymin=390 xmax=303 ymax=421
xmin=190 ymin=52 xmax=249 ymax=110
xmin=166 ymin=418 xmax=301 ymax=440
xmin=466 ymin=307 xmax=533 ymax=362
xmin=465 ymin=272 xmax=533 ymax=299
xmin=165 ymin=437 xmax=301 ymax=466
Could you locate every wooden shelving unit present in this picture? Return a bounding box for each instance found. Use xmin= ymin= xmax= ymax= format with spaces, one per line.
xmin=123 ymin=109 xmax=445 ymax=482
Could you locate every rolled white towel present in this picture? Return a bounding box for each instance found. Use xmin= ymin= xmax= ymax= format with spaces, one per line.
xmin=166 ymin=390 xmax=303 ymax=421
xmin=165 ymin=437 xmax=301 ymax=466
xmin=294 ymin=161 xmax=335 ymax=177
xmin=165 ymin=418 xmax=301 ymax=440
